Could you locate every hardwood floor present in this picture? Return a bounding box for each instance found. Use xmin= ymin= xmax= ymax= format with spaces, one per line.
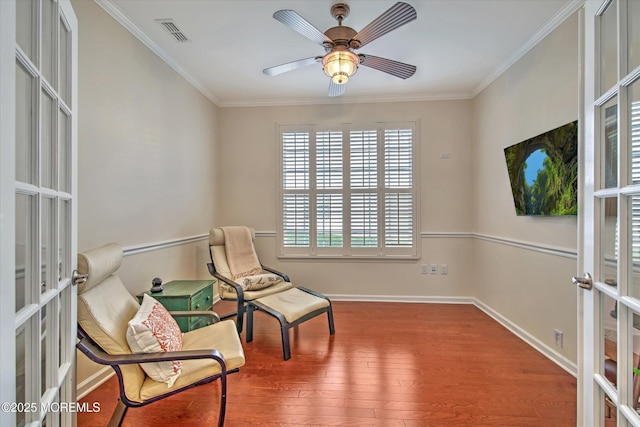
xmin=78 ymin=302 xmax=576 ymax=426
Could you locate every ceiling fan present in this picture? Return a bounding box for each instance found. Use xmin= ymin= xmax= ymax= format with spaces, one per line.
xmin=263 ymin=2 xmax=417 ymax=97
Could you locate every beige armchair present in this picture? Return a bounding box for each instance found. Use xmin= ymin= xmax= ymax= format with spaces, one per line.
xmin=207 ymin=227 xmax=293 ymax=333
xmin=76 ymin=243 xmax=245 ymax=427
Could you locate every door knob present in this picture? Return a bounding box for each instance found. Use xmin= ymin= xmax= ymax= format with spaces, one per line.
xmin=72 ymin=269 xmax=88 ymax=286
xmin=572 ymin=272 xmax=593 ymax=290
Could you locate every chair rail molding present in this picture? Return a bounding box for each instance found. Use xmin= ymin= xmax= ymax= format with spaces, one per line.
xmin=122 ymin=233 xmax=208 ymax=256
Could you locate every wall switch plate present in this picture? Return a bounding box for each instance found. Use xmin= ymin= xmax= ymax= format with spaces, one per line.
xmin=554 ymin=329 xmax=563 ymax=347
xmin=441 ymin=264 xmax=448 ymax=275
xmin=421 ymin=264 xmax=429 ymax=274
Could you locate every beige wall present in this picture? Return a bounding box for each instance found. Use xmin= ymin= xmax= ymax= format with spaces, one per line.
xmin=471 ymin=13 xmax=579 ymax=363
xmin=73 ymin=0 xmax=219 ymax=386
xmin=217 ymin=101 xmax=475 ymax=297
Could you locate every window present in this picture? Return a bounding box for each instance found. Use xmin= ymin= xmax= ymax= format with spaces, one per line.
xmin=279 ymin=122 xmax=418 ymax=258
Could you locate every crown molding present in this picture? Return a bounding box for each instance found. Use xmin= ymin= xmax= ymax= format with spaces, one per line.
xmin=472 ymin=0 xmax=585 ymax=97
xmin=217 ymin=90 xmax=474 ymax=108
xmin=93 ymin=0 xmax=219 ymax=105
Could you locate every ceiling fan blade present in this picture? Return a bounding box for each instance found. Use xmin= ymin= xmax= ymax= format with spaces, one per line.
xmin=328 ymin=80 xmax=346 ymax=97
xmin=360 ymin=54 xmax=416 ymax=79
xmin=273 ymin=10 xmax=334 ymax=47
xmin=352 ymin=2 xmax=416 ymax=48
xmin=263 ymin=57 xmax=321 ymax=76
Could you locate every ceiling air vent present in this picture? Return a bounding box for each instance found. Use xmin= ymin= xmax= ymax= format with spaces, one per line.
xmin=156 ymin=19 xmax=190 ymax=43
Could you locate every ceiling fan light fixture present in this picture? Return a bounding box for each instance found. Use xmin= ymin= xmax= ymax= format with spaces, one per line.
xmin=322 ymin=50 xmax=359 ymax=85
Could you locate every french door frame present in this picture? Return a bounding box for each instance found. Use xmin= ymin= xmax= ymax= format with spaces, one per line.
xmin=580 ymin=0 xmax=640 ymax=425
xmin=1 ymin=0 xmax=78 ymax=425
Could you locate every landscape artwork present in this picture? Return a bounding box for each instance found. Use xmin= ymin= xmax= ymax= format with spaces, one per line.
xmin=504 ymin=120 xmax=578 ymax=216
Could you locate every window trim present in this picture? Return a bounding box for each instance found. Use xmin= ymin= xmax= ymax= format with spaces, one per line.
xmin=277 ymin=121 xmax=420 ymax=260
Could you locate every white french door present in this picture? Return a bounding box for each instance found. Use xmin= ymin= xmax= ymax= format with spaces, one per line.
xmin=1 ymin=0 xmax=78 ymax=426
xmin=580 ymin=0 xmax=640 ymax=425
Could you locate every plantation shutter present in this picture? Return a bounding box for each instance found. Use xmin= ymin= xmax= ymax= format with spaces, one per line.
xmin=279 ymin=122 xmax=417 ymax=258
xmin=282 ymin=131 xmax=310 ymax=248
xmin=316 ymin=131 xmax=343 ymax=248
xmin=385 ymin=128 xmax=414 ymax=248
xmin=350 ymin=130 xmax=378 ymax=248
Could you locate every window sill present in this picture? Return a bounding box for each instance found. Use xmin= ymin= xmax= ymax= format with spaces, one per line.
xmin=277 ymin=254 xmax=420 ymax=262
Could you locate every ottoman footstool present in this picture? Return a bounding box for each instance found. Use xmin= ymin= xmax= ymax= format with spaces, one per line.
xmin=246 ymin=287 xmax=335 ymax=360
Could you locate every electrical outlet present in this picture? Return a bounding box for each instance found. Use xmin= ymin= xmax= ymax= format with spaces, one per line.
xmin=430 ymin=264 xmax=438 ymax=274
xmin=554 ymin=329 xmax=563 ymax=347
xmin=421 ymin=264 xmax=429 ymax=274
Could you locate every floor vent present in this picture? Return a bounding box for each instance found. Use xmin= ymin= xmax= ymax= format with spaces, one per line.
xmin=156 ymin=19 xmax=190 ymax=43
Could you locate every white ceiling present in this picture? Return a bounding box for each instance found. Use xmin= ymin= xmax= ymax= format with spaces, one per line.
xmin=99 ymin=0 xmax=580 ymax=107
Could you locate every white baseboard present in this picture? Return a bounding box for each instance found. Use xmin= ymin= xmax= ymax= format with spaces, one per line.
xmin=327 ymin=294 xmax=475 ymax=304
xmin=77 ymin=366 xmax=114 ymax=400
xmin=474 ymin=298 xmax=577 ymax=377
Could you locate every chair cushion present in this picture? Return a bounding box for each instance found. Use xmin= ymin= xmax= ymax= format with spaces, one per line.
xmin=127 ymin=294 xmax=184 ymax=387
xmin=77 ymin=274 xmax=146 ymax=402
xmin=255 ymin=288 xmax=330 ymax=323
xmin=77 ymin=243 xmax=122 ymax=294
xmin=139 ymin=320 xmax=245 ymax=401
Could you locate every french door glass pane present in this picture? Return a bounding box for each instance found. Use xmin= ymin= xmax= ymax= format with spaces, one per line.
xmin=602 ymin=197 xmax=618 ymax=287
xmin=16 ymin=324 xmax=27 ymax=427
xmin=58 ymin=109 xmax=71 ymax=192
xmin=59 ymin=17 xmax=71 ymax=106
xmin=41 ymin=298 xmax=57 ymax=399
xmin=16 ymin=193 xmax=36 ymax=313
xmin=629 ymin=78 xmax=640 ymax=185
xmin=628 ymin=0 xmax=640 ymax=75
xmin=58 ymin=199 xmax=70 ymax=282
xmin=629 ymin=317 xmax=640 ymax=410
xmin=16 ymin=0 xmax=37 ymax=64
xmin=41 ymin=305 xmax=47 ymax=396
xmin=58 ymin=287 xmax=70 ymax=367
xmin=602 ymin=293 xmax=618 ymax=390
xmin=42 ymin=0 xmax=57 ymax=89
xmin=604 ymin=397 xmax=617 ymax=425
xmin=600 ymin=0 xmax=618 ymax=96
xmin=41 ymin=89 xmax=56 ymax=190
xmin=631 ymin=193 xmax=640 ymax=299
xmin=41 ymin=197 xmax=56 ymax=294
xmin=16 ymin=60 xmax=37 ymax=185
xmin=603 ymin=97 xmax=618 ymax=188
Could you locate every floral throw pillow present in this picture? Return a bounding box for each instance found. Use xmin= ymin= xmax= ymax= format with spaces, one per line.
xmin=126 ymin=294 xmax=183 ymax=387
